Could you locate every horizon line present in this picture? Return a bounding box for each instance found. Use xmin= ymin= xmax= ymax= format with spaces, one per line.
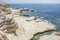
xmin=0 ymin=2 xmax=60 ymax=4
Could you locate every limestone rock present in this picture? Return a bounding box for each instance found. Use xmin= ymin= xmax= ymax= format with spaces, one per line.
xmin=52 ymin=32 xmax=60 ymax=36
xmin=13 ymin=16 xmax=56 ymax=40
xmin=39 ymin=32 xmax=60 ymax=40
xmin=0 ymin=2 xmax=10 ymax=8
xmin=0 ymin=2 xmax=57 ymax=40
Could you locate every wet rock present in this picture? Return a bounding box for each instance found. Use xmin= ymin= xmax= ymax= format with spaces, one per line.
xmin=19 ymin=8 xmax=29 ymax=11
xmin=30 ymin=9 xmax=37 ymax=12
xmin=26 ymin=16 xmax=43 ymax=21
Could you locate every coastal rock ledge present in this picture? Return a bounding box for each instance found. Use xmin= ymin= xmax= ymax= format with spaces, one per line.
xmin=0 ymin=2 xmax=57 ymax=40
xmin=39 ymin=32 xmax=60 ymax=40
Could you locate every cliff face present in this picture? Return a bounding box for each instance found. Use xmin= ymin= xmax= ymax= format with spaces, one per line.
xmin=0 ymin=2 xmax=57 ymax=40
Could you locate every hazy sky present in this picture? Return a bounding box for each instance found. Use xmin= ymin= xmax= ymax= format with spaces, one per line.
xmin=0 ymin=0 xmax=60 ymax=3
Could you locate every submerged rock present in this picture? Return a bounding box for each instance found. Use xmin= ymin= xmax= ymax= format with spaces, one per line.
xmin=30 ymin=9 xmax=37 ymax=12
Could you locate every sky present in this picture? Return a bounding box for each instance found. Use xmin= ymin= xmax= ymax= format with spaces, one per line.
xmin=0 ymin=0 xmax=60 ymax=3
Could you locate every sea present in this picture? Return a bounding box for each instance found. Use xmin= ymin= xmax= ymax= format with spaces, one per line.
xmin=10 ymin=4 xmax=60 ymax=40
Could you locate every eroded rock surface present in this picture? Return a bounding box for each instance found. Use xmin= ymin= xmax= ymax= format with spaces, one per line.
xmin=39 ymin=32 xmax=60 ymax=40
xmin=0 ymin=2 xmax=57 ymax=40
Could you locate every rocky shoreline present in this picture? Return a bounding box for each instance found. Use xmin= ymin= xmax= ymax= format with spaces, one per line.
xmin=0 ymin=2 xmax=59 ymax=40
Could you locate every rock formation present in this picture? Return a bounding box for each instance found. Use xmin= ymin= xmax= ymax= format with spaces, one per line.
xmin=39 ymin=32 xmax=60 ymax=40
xmin=0 ymin=2 xmax=57 ymax=40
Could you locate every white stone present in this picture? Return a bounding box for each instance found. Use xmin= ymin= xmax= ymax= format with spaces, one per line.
xmin=0 ymin=5 xmax=57 ymax=40
xmin=12 ymin=16 xmax=56 ymax=40
xmin=39 ymin=32 xmax=60 ymax=40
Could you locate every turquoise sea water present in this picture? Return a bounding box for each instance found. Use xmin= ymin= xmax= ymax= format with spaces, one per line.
xmin=10 ymin=4 xmax=60 ymax=40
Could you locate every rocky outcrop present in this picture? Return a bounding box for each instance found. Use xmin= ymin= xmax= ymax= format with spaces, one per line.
xmin=12 ymin=16 xmax=56 ymax=40
xmin=0 ymin=2 xmax=10 ymax=8
xmin=39 ymin=32 xmax=60 ymax=40
xmin=0 ymin=2 xmax=57 ymax=40
xmin=30 ymin=9 xmax=37 ymax=12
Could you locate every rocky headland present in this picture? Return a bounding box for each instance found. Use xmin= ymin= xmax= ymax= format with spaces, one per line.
xmin=0 ymin=2 xmax=59 ymax=40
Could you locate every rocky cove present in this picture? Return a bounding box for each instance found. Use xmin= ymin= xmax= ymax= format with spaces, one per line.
xmin=0 ymin=2 xmax=60 ymax=40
